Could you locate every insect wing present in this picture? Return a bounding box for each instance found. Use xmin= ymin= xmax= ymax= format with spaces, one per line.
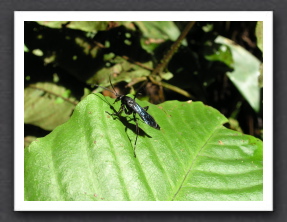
xmin=133 ymin=103 xmax=160 ymax=130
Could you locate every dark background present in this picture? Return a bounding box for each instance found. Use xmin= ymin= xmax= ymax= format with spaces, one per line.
xmin=1 ymin=0 xmax=285 ymax=221
xmin=23 ymin=20 xmax=263 ymax=143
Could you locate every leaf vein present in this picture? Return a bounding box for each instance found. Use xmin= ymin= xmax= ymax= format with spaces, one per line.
xmin=171 ymin=126 xmax=221 ymax=200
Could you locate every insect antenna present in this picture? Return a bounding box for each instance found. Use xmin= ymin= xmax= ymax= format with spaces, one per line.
xmin=108 ymin=74 xmax=118 ymax=95
xmin=94 ymin=74 xmax=121 ymax=97
xmin=94 ymin=85 xmax=117 ymax=95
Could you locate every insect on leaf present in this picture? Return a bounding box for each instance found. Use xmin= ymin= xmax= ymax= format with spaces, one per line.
xmin=25 ymin=94 xmax=263 ymax=201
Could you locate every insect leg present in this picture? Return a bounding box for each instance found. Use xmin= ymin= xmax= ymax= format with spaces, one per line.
xmin=106 ymin=103 xmax=124 ymax=116
xmin=123 ymin=106 xmax=133 ymax=115
xmin=133 ymin=112 xmax=139 ymax=158
xmin=143 ymin=106 xmax=149 ymax=111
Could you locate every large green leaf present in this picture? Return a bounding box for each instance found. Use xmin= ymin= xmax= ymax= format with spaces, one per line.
xmin=25 ymin=94 xmax=263 ymax=201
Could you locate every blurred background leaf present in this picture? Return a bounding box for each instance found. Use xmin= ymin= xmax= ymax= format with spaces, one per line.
xmin=255 ymin=21 xmax=263 ymax=52
xmin=24 ymin=82 xmax=78 ymax=130
xmin=215 ymin=36 xmax=261 ymax=113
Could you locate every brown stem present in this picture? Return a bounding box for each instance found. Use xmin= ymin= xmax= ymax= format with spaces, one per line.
xmin=121 ymin=56 xmax=153 ymax=71
xmin=149 ymin=77 xmax=194 ymax=99
xmin=151 ymin=21 xmax=196 ymax=76
xmin=127 ymin=76 xmax=194 ymax=99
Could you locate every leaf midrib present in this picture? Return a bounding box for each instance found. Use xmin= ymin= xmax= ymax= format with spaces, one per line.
xmin=171 ymin=126 xmax=221 ymax=201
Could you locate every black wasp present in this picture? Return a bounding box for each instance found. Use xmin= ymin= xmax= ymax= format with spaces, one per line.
xmin=95 ymin=76 xmax=160 ymax=157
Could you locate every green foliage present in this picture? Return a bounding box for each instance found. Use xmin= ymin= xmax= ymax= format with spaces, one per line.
xmin=24 ymin=82 xmax=78 ymax=130
xmin=86 ymin=56 xmax=153 ymax=86
xmin=256 ymin=21 xmax=263 ymax=52
xmin=24 ymin=21 xmax=264 ymax=200
xmin=36 ymin=21 xmax=109 ymax=32
xmin=215 ymin=36 xmax=261 ymax=112
xmin=24 ymin=22 xmax=263 ymax=131
xmin=25 ymin=94 xmax=262 ymax=201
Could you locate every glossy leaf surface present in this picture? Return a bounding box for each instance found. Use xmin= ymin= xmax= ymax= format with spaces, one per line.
xmin=25 ymin=94 xmax=263 ymax=201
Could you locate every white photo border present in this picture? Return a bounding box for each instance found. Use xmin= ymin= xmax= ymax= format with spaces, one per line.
xmin=15 ymin=11 xmax=273 ymax=211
